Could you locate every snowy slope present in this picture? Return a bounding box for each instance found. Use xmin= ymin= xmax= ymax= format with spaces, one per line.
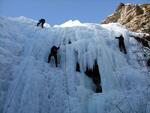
xmin=0 ymin=16 xmax=150 ymax=113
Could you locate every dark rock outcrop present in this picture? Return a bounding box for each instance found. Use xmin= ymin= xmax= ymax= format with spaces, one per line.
xmin=84 ymin=62 xmax=102 ymax=93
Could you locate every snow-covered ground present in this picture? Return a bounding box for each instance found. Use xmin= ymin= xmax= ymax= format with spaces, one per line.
xmin=0 ymin=16 xmax=150 ymax=113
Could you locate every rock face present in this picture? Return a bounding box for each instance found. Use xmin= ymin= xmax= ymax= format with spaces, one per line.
xmin=101 ymin=3 xmax=150 ymax=34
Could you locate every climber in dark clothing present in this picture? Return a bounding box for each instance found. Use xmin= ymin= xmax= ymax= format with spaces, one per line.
xmin=115 ymin=35 xmax=127 ymax=54
xmin=37 ymin=19 xmax=45 ymax=28
xmin=48 ymin=46 xmax=60 ymax=67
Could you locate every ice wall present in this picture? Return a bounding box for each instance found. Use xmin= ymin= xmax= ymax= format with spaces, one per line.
xmin=0 ymin=17 xmax=149 ymax=113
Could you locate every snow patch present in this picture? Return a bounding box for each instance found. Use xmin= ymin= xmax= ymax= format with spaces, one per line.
xmin=54 ymin=20 xmax=86 ymax=27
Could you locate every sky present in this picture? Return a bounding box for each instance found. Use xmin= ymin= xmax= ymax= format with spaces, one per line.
xmin=0 ymin=0 xmax=149 ymax=25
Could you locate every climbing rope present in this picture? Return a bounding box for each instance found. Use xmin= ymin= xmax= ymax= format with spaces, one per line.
xmin=62 ymin=30 xmax=72 ymax=113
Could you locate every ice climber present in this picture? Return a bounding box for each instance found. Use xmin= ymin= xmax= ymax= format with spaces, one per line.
xmin=37 ymin=19 xmax=45 ymax=28
xmin=115 ymin=35 xmax=127 ymax=54
xmin=48 ymin=46 xmax=60 ymax=67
